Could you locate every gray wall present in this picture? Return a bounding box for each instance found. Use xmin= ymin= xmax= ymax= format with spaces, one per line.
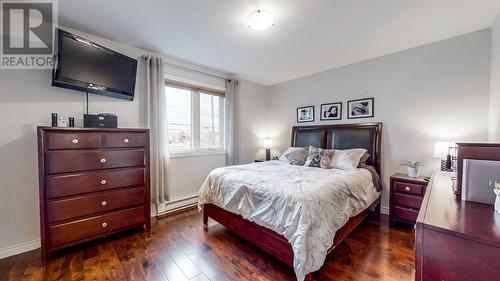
xmin=237 ymin=80 xmax=270 ymax=164
xmin=490 ymin=13 xmax=500 ymax=141
xmin=267 ymin=29 xmax=492 ymax=212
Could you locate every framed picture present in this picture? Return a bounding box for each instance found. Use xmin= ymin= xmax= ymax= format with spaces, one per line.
xmin=347 ymin=98 xmax=374 ymax=119
xmin=297 ymin=106 xmax=314 ymax=123
xmin=320 ymin=102 xmax=342 ymax=121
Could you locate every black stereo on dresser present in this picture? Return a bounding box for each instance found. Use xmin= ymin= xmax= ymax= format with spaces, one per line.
xmin=83 ymin=114 xmax=118 ymax=128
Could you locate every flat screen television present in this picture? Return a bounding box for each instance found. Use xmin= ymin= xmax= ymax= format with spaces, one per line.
xmin=52 ymin=29 xmax=137 ymax=101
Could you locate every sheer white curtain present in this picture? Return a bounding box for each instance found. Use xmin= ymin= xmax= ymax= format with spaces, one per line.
xmin=145 ymin=56 xmax=170 ymax=207
xmin=225 ymin=79 xmax=238 ymax=165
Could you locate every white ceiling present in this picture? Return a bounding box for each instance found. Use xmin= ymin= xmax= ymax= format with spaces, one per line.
xmin=59 ymin=0 xmax=500 ymax=85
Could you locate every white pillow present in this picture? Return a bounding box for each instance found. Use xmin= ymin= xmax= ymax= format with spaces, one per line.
xmin=279 ymin=147 xmax=308 ymax=165
xmin=330 ymin=148 xmax=368 ymax=170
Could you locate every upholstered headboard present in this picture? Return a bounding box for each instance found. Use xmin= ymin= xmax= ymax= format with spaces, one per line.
xmin=291 ymin=123 xmax=382 ymax=173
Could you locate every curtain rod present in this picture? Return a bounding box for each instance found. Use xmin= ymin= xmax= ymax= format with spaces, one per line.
xmin=141 ymin=55 xmax=229 ymax=81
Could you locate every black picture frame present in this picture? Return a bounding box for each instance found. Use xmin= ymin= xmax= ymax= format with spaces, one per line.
xmin=347 ymin=98 xmax=374 ymax=119
xmin=297 ymin=106 xmax=315 ymax=123
xmin=320 ymin=102 xmax=342 ymax=121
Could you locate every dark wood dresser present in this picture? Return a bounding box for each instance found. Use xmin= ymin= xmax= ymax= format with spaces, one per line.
xmin=37 ymin=127 xmax=151 ymax=265
xmin=415 ymin=171 xmax=500 ymax=281
xmin=389 ymin=173 xmax=428 ymax=226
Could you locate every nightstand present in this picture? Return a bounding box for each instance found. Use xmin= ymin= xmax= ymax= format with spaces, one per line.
xmin=390 ymin=173 xmax=429 ymax=227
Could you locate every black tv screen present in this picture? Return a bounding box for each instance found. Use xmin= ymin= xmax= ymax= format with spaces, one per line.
xmin=52 ymin=29 xmax=137 ymax=100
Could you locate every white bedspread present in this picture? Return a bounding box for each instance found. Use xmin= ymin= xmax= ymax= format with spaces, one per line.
xmin=198 ymin=160 xmax=380 ymax=280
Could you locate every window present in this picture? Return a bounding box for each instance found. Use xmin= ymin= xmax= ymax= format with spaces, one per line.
xmin=165 ymin=81 xmax=225 ymax=152
xmin=165 ymin=87 xmax=191 ymax=150
xmin=200 ymin=93 xmax=222 ymax=148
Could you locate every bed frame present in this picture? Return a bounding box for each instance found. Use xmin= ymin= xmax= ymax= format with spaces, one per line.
xmin=203 ymin=122 xmax=382 ymax=280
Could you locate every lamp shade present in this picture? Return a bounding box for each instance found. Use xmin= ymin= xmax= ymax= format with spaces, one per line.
xmin=433 ymin=141 xmax=456 ymax=158
xmin=263 ymin=138 xmax=273 ymax=149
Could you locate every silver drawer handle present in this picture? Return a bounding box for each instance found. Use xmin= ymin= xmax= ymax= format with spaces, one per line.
xmin=123 ymin=138 xmax=129 ymax=143
xmin=100 ymin=158 xmax=106 ymax=164
xmin=100 ymin=179 xmax=107 ymax=185
xmin=101 ymin=201 xmax=107 ymax=206
xmin=405 ymin=186 xmax=411 ymax=192
xmin=72 ymin=139 xmax=79 ymax=144
xmin=101 ymin=222 xmax=108 ymax=228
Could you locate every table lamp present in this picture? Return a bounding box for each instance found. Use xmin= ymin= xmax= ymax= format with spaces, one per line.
xmin=263 ymin=138 xmax=273 ymax=161
xmin=433 ymin=141 xmax=457 ymax=171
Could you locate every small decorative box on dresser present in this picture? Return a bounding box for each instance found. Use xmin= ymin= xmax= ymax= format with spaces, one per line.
xmin=37 ymin=127 xmax=151 ymax=265
xmin=390 ymin=173 xmax=428 ymax=226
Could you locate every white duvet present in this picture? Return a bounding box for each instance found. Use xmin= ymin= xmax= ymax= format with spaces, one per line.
xmin=198 ymin=160 xmax=380 ymax=280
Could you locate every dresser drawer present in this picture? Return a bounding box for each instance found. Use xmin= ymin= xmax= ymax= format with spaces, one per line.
xmin=48 ymin=187 xmax=145 ymax=223
xmin=393 ymin=206 xmax=419 ymax=222
xmin=47 ymin=132 xmax=101 ymax=150
xmin=47 ymin=168 xmax=145 ymax=198
xmin=49 ymin=207 xmax=145 ymax=247
xmin=103 ymin=132 xmax=147 ymax=148
xmin=393 ymin=193 xmax=423 ymax=209
xmin=46 ymin=149 xmax=145 ymax=174
xmin=394 ymin=181 xmax=425 ymax=195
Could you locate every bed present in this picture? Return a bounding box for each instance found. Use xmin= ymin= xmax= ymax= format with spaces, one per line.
xmin=199 ymin=123 xmax=382 ymax=280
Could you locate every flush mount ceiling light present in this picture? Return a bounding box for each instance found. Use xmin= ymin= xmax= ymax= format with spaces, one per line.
xmin=247 ymin=9 xmax=275 ymax=30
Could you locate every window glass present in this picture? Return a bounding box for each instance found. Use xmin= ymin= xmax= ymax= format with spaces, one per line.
xmin=200 ymin=93 xmax=221 ymax=148
xmin=165 ymin=83 xmax=225 ymax=152
xmin=166 ymin=86 xmax=191 ymax=150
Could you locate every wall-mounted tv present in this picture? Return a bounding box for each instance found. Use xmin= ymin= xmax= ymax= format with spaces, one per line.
xmin=52 ymin=29 xmax=137 ymax=101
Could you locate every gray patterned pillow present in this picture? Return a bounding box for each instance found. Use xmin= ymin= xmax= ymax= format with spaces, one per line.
xmin=304 ymin=146 xmax=335 ymax=168
xmin=358 ymin=152 xmax=370 ymax=166
xmin=279 ymin=147 xmax=308 ymax=165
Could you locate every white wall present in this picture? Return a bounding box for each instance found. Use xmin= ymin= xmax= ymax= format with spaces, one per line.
xmin=0 ymin=27 xmax=231 ymax=257
xmin=236 ymin=80 xmax=270 ymax=164
xmin=267 ymin=29 xmax=491 ymax=212
xmin=490 ymin=12 xmax=500 ymax=141
xmin=166 ymin=153 xmax=226 ymax=211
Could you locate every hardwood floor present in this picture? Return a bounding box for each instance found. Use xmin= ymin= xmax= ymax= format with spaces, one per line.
xmin=0 ymin=209 xmax=415 ymax=281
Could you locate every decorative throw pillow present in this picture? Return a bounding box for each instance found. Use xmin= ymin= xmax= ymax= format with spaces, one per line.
xmin=358 ymin=152 xmax=370 ymax=167
xmin=279 ymin=147 xmax=308 ymax=165
xmin=304 ymin=146 xmax=335 ymax=168
xmin=330 ymin=148 xmax=367 ymax=170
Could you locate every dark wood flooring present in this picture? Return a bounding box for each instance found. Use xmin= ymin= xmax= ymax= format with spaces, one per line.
xmin=0 ymin=209 xmax=415 ymax=281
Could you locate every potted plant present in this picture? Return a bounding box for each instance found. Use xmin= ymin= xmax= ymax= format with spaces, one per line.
xmin=398 ymin=161 xmax=424 ymax=178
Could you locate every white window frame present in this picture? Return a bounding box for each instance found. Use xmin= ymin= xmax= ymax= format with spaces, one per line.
xmin=165 ymin=81 xmax=226 ymax=157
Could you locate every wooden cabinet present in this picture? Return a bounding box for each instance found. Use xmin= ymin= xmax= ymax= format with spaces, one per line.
xmin=38 ymin=127 xmax=150 ymax=265
xmin=415 ymin=171 xmax=500 ymax=281
xmin=390 ymin=173 xmax=428 ymax=226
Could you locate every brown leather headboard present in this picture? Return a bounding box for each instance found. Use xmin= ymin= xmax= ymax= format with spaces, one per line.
xmin=291 ymin=123 xmax=382 ymax=173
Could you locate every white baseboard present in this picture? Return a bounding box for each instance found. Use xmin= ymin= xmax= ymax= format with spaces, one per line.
xmin=156 ymin=195 xmax=198 ymax=216
xmin=380 ymin=206 xmax=389 ymax=215
xmin=0 ymin=239 xmax=40 ymax=259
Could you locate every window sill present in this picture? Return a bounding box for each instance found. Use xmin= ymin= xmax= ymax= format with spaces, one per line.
xmin=169 ymin=150 xmax=226 ymax=159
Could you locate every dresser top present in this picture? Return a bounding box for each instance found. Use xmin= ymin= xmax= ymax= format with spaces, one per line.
xmin=390 ymin=173 xmax=428 ymax=184
xmin=417 ymin=171 xmax=500 ymax=247
xmin=37 ymin=126 xmax=149 ymax=132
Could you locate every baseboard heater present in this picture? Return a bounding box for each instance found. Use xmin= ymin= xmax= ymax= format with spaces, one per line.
xmin=157 ymin=195 xmax=198 ymax=216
